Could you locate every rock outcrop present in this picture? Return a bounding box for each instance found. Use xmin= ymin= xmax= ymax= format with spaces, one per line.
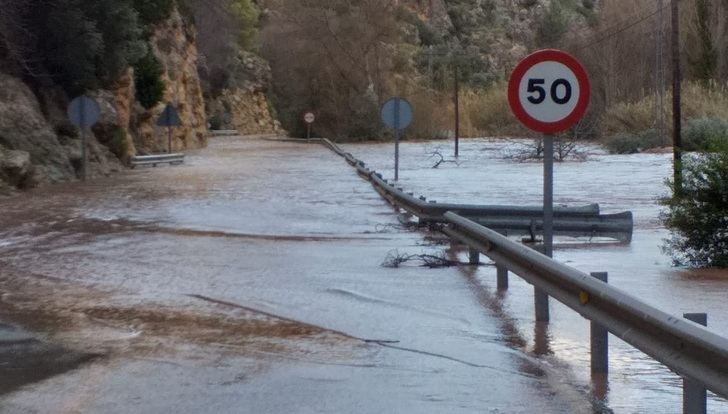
xmin=205 ymin=52 xmax=282 ymax=135
xmin=118 ymin=10 xmax=208 ymax=155
xmin=0 ymin=73 xmax=122 ymax=191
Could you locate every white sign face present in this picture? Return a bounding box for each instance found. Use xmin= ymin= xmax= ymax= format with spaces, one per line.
xmin=518 ymin=61 xmax=580 ymax=124
xmin=304 ymin=112 xmax=315 ymax=124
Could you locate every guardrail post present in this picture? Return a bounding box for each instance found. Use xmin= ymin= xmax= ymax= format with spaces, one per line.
xmin=468 ymin=249 xmax=479 ymax=265
xmin=590 ymin=272 xmax=608 ymax=374
xmin=535 ymin=289 xmax=549 ymax=321
xmin=683 ymin=313 xmax=707 ymax=414
xmin=496 ymin=264 xmax=508 ymax=290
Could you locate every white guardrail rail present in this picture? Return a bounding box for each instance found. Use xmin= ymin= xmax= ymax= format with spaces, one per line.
xmin=315 ymin=137 xmax=728 ymax=402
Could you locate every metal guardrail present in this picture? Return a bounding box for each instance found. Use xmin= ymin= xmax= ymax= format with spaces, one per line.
xmin=130 ymin=153 xmax=185 ymax=168
xmin=319 ymin=138 xmax=633 ymax=241
xmin=210 ymin=130 xmax=239 ymax=137
xmin=442 ymin=212 xmax=728 ymax=399
xmin=316 ymin=137 xmax=728 ymax=402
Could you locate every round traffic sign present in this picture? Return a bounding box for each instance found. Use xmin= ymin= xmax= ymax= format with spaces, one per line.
xmin=67 ymin=95 xmax=101 ymax=129
xmin=303 ymin=111 xmax=316 ymax=124
xmin=508 ymin=49 xmax=590 ymax=134
xmin=381 ymin=97 xmax=413 ymax=130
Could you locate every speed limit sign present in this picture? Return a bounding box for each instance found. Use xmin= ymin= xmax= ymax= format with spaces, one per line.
xmin=508 ymin=49 xmax=590 ymax=134
xmin=303 ymin=111 xmax=316 ymax=124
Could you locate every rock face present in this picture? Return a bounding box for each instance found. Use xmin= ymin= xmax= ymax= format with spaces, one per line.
xmin=0 ymin=8 xmax=209 ymax=191
xmin=0 ymin=73 xmax=122 ymax=190
xmin=110 ymin=10 xmax=208 ymax=156
xmin=206 ymin=52 xmax=282 ymax=135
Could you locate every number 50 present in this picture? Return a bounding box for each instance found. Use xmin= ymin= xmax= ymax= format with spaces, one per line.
xmin=527 ymin=79 xmax=572 ymax=105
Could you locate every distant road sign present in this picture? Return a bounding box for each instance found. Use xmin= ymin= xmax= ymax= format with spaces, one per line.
xmin=508 ymin=49 xmax=590 ymax=134
xmin=303 ymin=111 xmax=316 ymax=124
xmin=157 ymin=103 xmax=183 ymax=127
xmin=381 ymin=97 xmax=413 ymax=130
xmin=67 ymin=96 xmax=100 ymax=129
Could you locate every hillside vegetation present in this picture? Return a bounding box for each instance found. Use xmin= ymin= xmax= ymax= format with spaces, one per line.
xmin=261 ymin=0 xmax=728 ymax=146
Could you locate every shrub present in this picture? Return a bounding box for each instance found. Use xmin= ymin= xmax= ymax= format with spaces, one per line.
xmin=661 ymin=148 xmax=728 ymax=267
xmin=682 ymin=117 xmax=728 ymax=151
xmin=133 ymin=0 xmax=175 ymax=28
xmin=465 ymin=82 xmax=528 ymax=137
xmin=604 ymin=129 xmax=663 ymax=154
xmin=134 ymin=48 xmax=166 ymax=109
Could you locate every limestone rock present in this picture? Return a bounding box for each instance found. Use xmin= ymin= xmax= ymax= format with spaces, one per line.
xmin=0 ymin=149 xmax=37 ymax=190
xmin=130 ymin=10 xmax=208 ymax=155
xmin=0 ymin=73 xmax=74 ymax=184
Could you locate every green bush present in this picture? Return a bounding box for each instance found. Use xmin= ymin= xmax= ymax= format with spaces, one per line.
xmin=208 ymin=115 xmax=223 ymax=130
xmin=682 ymin=117 xmax=728 ymax=151
xmin=661 ymin=148 xmax=728 ymax=267
xmin=134 ymin=49 xmax=166 ymax=109
xmin=604 ymin=129 xmax=663 ymax=154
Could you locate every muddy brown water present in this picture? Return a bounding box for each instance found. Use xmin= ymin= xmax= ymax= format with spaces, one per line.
xmin=0 ymin=136 xmax=725 ymax=413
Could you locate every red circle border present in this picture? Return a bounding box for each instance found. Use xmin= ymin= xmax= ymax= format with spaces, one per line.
xmin=302 ymin=110 xmax=316 ymax=124
xmin=508 ymin=49 xmax=590 ymax=134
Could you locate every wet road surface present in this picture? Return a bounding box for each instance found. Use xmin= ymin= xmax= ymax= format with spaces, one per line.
xmin=0 ymin=136 xmax=602 ymax=413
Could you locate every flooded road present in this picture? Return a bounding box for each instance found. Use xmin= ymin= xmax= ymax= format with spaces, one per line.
xmin=345 ymin=138 xmax=728 ymax=412
xmin=1 ymin=136 xmax=589 ymax=413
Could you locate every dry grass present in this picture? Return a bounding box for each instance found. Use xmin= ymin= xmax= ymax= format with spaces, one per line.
xmin=462 ymin=82 xmax=531 ymax=138
xmin=603 ymin=81 xmax=728 ymax=137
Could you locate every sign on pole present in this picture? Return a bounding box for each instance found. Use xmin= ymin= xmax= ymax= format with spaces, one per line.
xmin=157 ymin=103 xmax=182 ymax=154
xmin=381 ymin=97 xmax=413 ymax=181
xmin=303 ymin=111 xmax=315 ymax=139
xmin=508 ymin=49 xmax=590 ymax=322
xmin=67 ymin=95 xmax=101 ymax=181
xmin=508 ymin=49 xmax=590 ymax=134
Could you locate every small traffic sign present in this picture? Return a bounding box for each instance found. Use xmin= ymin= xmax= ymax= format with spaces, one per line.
xmin=508 ymin=49 xmax=590 ymax=134
xmin=157 ymin=103 xmax=183 ymax=127
xmin=381 ymin=97 xmax=413 ymax=131
xmin=303 ymin=111 xmax=316 ymax=124
xmin=67 ymin=96 xmax=100 ymax=129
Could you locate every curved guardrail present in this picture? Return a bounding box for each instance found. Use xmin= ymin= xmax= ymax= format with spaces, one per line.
xmin=443 ymin=212 xmax=728 ymax=398
xmin=321 ymin=138 xmax=632 ymax=242
xmin=317 ymin=137 xmax=728 ymax=401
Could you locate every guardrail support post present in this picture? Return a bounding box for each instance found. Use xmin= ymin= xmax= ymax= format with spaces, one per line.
xmin=535 ymin=289 xmax=549 ymax=321
xmin=683 ymin=313 xmax=707 ymax=414
xmin=590 ymin=272 xmax=609 ymax=374
xmin=496 ymin=264 xmax=508 ymax=290
xmin=468 ymin=249 xmax=479 ymax=265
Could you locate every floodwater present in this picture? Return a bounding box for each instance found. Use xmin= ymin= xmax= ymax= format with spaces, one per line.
xmin=0 ymin=136 xmax=725 ymax=413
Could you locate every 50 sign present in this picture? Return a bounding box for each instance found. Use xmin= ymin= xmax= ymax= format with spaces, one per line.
xmin=508 ymin=50 xmax=590 ymax=134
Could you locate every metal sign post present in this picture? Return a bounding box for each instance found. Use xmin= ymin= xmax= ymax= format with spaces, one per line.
xmin=508 ymin=49 xmax=590 ymax=322
xmin=303 ymin=111 xmax=316 ymax=139
xmin=381 ymin=97 xmax=413 ymax=181
xmin=157 ymin=103 xmax=183 ymax=153
xmin=67 ymin=96 xmax=101 ymax=181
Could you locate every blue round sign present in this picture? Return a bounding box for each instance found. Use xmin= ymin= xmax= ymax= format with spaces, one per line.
xmin=67 ymin=95 xmax=101 ymax=129
xmin=381 ymin=97 xmax=413 ymax=130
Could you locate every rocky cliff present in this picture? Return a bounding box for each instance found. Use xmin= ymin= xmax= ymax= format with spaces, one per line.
xmin=0 ymin=8 xmax=212 ymax=192
xmin=205 ymin=51 xmax=282 ymax=135
xmin=114 ymin=9 xmax=208 ymax=156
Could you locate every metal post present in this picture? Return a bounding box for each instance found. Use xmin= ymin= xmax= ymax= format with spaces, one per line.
xmin=454 ymin=65 xmax=460 ymax=158
xmin=590 ymin=272 xmax=609 ymax=374
xmin=307 ymin=123 xmax=311 ymax=140
xmin=543 ymin=134 xmax=554 ymax=257
xmin=536 ymin=134 xmax=554 ymax=322
xmin=168 ymin=126 xmax=173 ymax=154
xmin=468 ymin=249 xmax=479 ymax=265
xmin=683 ymin=313 xmax=707 ymax=414
xmin=394 ymin=98 xmax=400 ymax=181
xmin=80 ymin=103 xmax=87 ymax=181
xmin=672 ymin=0 xmax=682 ymax=195
xmin=496 ymin=264 xmax=508 ymax=290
